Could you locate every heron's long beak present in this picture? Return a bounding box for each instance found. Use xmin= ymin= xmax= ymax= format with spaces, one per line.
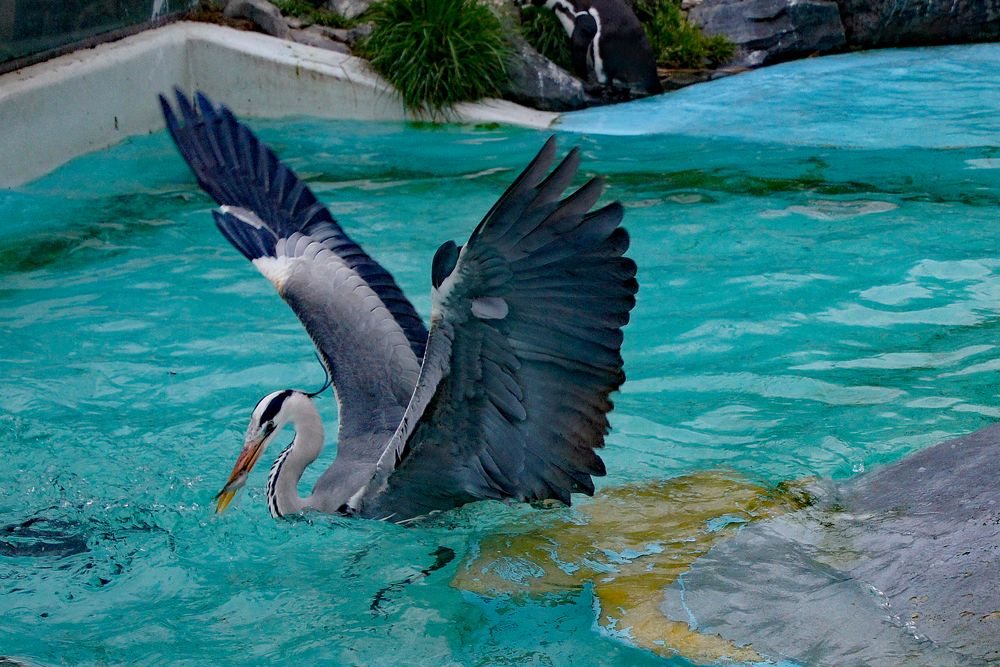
xmin=214 ymin=429 xmax=271 ymax=513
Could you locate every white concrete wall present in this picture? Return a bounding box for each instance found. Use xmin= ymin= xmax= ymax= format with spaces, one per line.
xmin=0 ymin=22 xmax=558 ymax=188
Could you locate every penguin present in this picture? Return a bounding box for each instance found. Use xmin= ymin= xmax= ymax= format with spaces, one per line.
xmin=522 ymin=0 xmax=662 ymax=97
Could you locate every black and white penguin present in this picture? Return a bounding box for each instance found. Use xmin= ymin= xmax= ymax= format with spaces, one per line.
xmin=522 ymin=0 xmax=662 ymax=96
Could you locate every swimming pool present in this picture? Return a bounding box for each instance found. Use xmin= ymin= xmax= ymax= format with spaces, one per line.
xmin=1 ymin=44 xmax=999 ymax=665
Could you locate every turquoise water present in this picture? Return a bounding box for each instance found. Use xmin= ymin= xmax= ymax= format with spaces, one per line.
xmin=2 ymin=45 xmax=1000 ymax=665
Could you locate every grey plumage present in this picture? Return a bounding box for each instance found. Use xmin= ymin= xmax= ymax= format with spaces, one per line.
xmin=162 ymin=90 xmax=637 ymax=522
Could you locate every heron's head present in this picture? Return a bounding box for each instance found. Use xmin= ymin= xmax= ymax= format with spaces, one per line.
xmin=214 ymin=389 xmax=303 ymax=513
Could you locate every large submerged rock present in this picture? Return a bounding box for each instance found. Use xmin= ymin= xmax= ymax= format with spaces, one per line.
xmin=659 ymin=425 xmax=1000 ymax=666
xmin=689 ymin=0 xmax=846 ymax=66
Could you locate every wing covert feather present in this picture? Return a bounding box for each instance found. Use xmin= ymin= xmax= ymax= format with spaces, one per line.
xmin=353 ymin=138 xmax=638 ymax=520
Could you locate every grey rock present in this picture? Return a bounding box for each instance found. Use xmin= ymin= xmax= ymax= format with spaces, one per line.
xmin=690 ymin=0 xmax=846 ymax=67
xmin=223 ymin=0 xmax=290 ymax=39
xmin=345 ymin=22 xmax=373 ymax=46
xmin=323 ymin=0 xmax=374 ymax=20
xmin=478 ymin=1 xmax=592 ymax=110
xmin=836 ymin=0 xmax=1000 ymax=48
xmin=323 ymin=27 xmax=351 ymax=42
xmin=501 ymin=33 xmax=593 ymax=112
xmin=660 ymin=425 xmax=1000 ymax=666
xmin=306 ymin=24 xmax=350 ymax=42
xmin=290 ymin=27 xmax=351 ymax=53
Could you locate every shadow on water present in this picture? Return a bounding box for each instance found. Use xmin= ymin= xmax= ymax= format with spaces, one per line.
xmin=0 ymin=190 xmax=200 ymax=277
xmin=0 ymin=500 xmax=173 ymax=601
xmin=0 ymin=514 xmax=89 ymax=559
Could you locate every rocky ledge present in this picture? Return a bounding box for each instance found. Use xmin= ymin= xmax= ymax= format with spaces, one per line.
xmin=216 ymin=0 xmax=1000 ymax=112
xmin=688 ymin=0 xmax=1000 ymax=67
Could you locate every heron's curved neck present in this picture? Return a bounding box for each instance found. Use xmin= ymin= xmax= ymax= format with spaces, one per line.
xmin=266 ymin=395 xmax=324 ymax=518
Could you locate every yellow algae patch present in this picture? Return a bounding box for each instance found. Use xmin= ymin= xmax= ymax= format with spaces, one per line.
xmin=453 ymin=471 xmax=811 ymax=663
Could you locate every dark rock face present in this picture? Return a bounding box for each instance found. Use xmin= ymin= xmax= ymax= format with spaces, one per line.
xmin=836 ymin=0 xmax=1000 ymax=47
xmin=689 ymin=0 xmax=846 ymax=66
xmin=501 ymin=33 xmax=594 ymax=111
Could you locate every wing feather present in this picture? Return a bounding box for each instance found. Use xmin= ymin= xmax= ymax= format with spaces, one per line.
xmin=160 ymin=90 xmax=428 ymax=359
xmin=352 ymin=138 xmax=638 ymax=520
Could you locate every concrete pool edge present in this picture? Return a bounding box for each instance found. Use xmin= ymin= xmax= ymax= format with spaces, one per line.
xmin=0 ymin=22 xmax=560 ymax=188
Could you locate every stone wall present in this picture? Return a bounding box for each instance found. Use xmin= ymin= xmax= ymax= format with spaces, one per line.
xmin=689 ymin=0 xmax=1000 ymax=68
xmin=837 ymin=0 xmax=1000 ymax=47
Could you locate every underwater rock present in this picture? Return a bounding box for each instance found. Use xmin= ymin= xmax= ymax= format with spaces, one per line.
xmin=660 ymin=425 xmax=1000 ymax=666
xmin=835 ymin=0 xmax=1000 ymax=48
xmin=455 ymin=425 xmax=1000 ymax=664
xmin=689 ymin=0 xmax=846 ymax=66
xmin=452 ymin=472 xmax=803 ymax=662
xmin=223 ymin=0 xmax=290 ymax=39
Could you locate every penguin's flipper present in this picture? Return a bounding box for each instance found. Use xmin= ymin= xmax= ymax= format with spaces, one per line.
xmin=571 ymin=12 xmax=599 ymax=82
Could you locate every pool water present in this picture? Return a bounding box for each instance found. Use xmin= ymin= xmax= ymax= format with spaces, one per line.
xmin=2 ymin=45 xmax=1000 ymax=665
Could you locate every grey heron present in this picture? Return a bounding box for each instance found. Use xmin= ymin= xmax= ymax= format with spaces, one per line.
xmin=160 ymin=91 xmax=637 ymax=522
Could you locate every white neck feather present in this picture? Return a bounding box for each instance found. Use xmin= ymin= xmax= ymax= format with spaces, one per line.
xmin=265 ymin=393 xmax=324 ymax=518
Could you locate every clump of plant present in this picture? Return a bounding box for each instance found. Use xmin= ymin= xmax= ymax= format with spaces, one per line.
xmin=273 ymin=0 xmax=356 ymax=28
xmin=519 ymin=5 xmax=572 ymax=72
xmin=634 ymin=0 xmax=734 ymax=69
xmin=361 ymin=0 xmax=509 ymax=114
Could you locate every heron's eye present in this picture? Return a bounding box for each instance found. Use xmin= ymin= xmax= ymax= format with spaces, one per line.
xmin=262 ymin=419 xmax=276 ymax=434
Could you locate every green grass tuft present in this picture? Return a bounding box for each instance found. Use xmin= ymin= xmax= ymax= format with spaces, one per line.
xmin=519 ymin=6 xmax=572 ymax=72
xmin=635 ymin=0 xmax=734 ymax=69
xmin=361 ymin=0 xmax=509 ymax=115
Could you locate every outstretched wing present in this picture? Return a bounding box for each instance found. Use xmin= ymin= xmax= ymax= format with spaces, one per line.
xmin=350 ymin=138 xmax=638 ymax=520
xmin=160 ymin=91 xmax=424 ymax=443
xmin=159 ymin=89 xmax=428 ymax=360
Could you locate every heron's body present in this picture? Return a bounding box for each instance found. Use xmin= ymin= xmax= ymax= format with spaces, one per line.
xmin=161 ymin=91 xmax=637 ymax=522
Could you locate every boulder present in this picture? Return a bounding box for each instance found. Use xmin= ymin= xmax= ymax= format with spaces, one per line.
xmin=345 ymin=22 xmax=373 ymax=46
xmin=223 ymin=0 xmax=290 ymax=39
xmin=290 ymin=26 xmax=351 ymax=53
xmin=477 ymin=2 xmax=592 ymax=111
xmin=501 ymin=33 xmax=594 ymax=112
xmin=689 ymin=0 xmax=846 ymax=66
xmin=836 ymin=0 xmax=1000 ymax=48
xmin=323 ymin=0 xmax=375 ymax=20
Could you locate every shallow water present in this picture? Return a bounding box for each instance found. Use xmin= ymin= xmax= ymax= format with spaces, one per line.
xmin=2 ymin=45 xmax=1000 ymax=665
